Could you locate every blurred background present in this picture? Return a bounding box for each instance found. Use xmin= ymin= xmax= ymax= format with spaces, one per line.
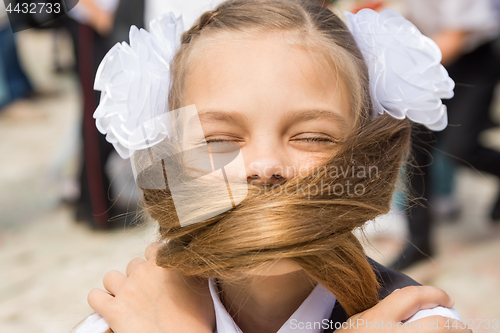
xmin=0 ymin=0 xmax=499 ymax=332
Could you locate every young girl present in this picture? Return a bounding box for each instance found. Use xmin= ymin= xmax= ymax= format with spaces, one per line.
xmin=77 ymin=0 xmax=469 ymax=332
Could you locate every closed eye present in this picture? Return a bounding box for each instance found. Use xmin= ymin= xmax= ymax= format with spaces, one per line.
xmin=290 ymin=134 xmax=341 ymax=144
xmin=206 ymin=139 xmax=238 ymax=143
xmin=202 ymin=135 xmax=342 ymax=145
xmin=297 ymin=137 xmax=335 ymax=143
xmin=203 ymin=137 xmax=244 ymax=153
xmin=204 ymin=137 xmax=244 ymax=143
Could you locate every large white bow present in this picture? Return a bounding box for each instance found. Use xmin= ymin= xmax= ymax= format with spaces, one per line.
xmin=344 ymin=9 xmax=455 ymax=131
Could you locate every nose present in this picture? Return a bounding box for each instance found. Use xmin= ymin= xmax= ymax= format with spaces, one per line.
xmin=246 ymin=159 xmax=290 ymax=186
xmin=244 ymin=133 xmax=294 ymax=186
xmin=248 ymin=172 xmax=285 ymax=186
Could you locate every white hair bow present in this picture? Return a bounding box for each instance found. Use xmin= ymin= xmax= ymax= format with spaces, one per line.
xmin=93 ymin=12 xmax=184 ymax=159
xmin=344 ymin=8 xmax=455 ymax=131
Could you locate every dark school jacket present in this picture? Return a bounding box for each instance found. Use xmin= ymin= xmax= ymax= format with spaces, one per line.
xmin=323 ymin=257 xmax=421 ymax=333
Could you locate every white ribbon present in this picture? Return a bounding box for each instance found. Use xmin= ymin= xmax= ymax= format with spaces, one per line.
xmin=344 ymin=8 xmax=455 ymax=131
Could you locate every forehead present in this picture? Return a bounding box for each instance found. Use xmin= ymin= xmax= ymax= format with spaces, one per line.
xmin=182 ymin=31 xmax=353 ymax=126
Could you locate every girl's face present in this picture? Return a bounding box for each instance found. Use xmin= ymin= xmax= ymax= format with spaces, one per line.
xmin=182 ymin=31 xmax=354 ymax=275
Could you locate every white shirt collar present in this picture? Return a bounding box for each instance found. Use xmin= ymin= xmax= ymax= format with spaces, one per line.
xmin=208 ymin=278 xmax=336 ymax=333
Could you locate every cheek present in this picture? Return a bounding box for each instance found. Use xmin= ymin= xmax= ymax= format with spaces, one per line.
xmin=291 ymin=150 xmax=340 ymax=178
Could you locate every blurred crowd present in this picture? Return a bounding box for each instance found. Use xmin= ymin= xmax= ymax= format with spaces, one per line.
xmin=0 ymin=0 xmax=499 ymax=272
xmin=391 ymin=0 xmax=500 ymax=269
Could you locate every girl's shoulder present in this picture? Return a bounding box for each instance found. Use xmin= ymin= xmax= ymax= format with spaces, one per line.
xmin=367 ymin=257 xmax=421 ymax=297
xmin=75 ymin=313 xmax=110 ymax=333
xmin=367 ymin=258 xmax=461 ymax=323
xmin=325 ymin=257 xmax=461 ymax=332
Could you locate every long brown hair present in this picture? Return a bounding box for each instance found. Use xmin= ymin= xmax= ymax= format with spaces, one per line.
xmin=140 ymin=0 xmax=412 ymax=317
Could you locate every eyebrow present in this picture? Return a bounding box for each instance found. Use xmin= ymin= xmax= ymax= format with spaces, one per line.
xmin=196 ymin=109 xmax=250 ymax=126
xmin=283 ymin=108 xmax=349 ymax=130
xmin=193 ymin=108 xmax=348 ymax=129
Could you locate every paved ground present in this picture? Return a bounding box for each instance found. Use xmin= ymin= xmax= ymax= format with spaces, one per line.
xmin=1 ymin=28 xmax=499 ymax=333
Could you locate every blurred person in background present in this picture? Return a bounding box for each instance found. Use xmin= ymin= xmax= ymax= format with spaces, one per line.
xmin=390 ymin=0 xmax=500 ymax=270
xmin=67 ymin=0 xmax=145 ymax=229
xmin=0 ymin=1 xmax=34 ymax=110
xmin=0 ymin=2 xmax=10 ymax=108
xmin=351 ymin=0 xmax=385 ymax=13
xmin=66 ymin=0 xmax=119 ymax=230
